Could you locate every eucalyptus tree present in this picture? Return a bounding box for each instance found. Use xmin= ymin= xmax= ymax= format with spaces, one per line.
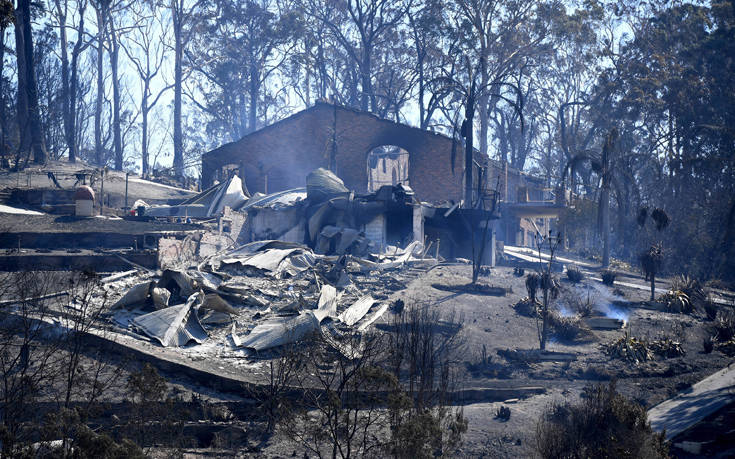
xmin=0 ymin=1 xmax=14 ymax=166
xmin=406 ymin=0 xmax=452 ymax=129
xmin=189 ymin=0 xmax=299 ymax=142
xmin=35 ymin=26 xmax=65 ymax=160
xmin=89 ymin=0 xmax=110 ymax=166
xmin=165 ymin=0 xmax=204 ymax=178
xmin=106 ymin=2 xmax=127 ymax=170
xmin=612 ymin=1 xmax=735 ymax=281
xmin=285 ymin=2 xmax=338 ymax=106
xmin=15 ymin=0 xmax=47 ymax=165
xmin=121 ymin=1 xmax=172 ymax=177
xmin=450 ymin=0 xmax=544 ymax=158
xmin=51 ymin=0 xmax=92 ymax=164
xmin=298 ymin=0 xmax=412 ymax=114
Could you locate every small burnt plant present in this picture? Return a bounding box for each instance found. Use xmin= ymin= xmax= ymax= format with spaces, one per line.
xmin=525 ymin=273 xmax=540 ymax=304
xmin=703 ymin=336 xmax=714 ymax=354
xmin=601 ymin=269 xmax=617 ymax=286
xmin=712 ymin=310 xmax=735 ymax=342
xmin=566 ymin=266 xmax=584 ymax=283
xmin=495 ymin=405 xmax=511 ymax=421
xmin=549 ymin=311 xmax=591 ymax=343
xmin=535 ymin=382 xmax=670 ymax=459
xmin=671 ymin=275 xmax=707 ymax=309
xmin=703 ymin=300 xmax=718 ymax=321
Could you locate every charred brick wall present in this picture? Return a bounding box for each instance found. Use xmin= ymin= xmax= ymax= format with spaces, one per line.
xmin=201 ymin=103 xmax=482 ymax=204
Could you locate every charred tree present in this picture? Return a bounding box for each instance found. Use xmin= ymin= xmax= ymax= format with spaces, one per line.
xmin=462 ymin=81 xmax=475 ymax=207
xmin=169 ymin=0 xmax=196 ymax=179
xmin=92 ymin=0 xmax=110 ymax=167
xmin=108 ymin=18 xmax=122 ymax=170
xmin=0 ymin=1 xmax=11 ymax=167
xmin=14 ymin=0 xmax=47 ymax=165
xmin=54 ymin=0 xmax=90 ymax=164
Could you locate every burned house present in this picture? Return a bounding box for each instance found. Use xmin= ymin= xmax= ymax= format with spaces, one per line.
xmin=201 ymin=102 xmax=478 ymax=203
xmin=201 ymin=102 xmax=566 ymax=257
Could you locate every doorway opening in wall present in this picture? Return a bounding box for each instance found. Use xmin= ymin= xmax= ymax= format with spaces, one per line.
xmin=366 ymin=145 xmax=409 ymax=192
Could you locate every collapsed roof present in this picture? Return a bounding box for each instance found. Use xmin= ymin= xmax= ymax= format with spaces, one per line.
xmin=145 ymin=174 xmax=249 ymax=218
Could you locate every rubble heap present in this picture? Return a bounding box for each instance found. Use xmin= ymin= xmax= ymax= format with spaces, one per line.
xmin=105 ymin=238 xmax=431 ymax=356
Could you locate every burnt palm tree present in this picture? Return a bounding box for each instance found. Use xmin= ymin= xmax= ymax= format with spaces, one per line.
xmin=640 ymin=243 xmax=664 ymax=301
xmin=561 ymin=128 xmax=618 ymax=268
xmin=637 ymin=207 xmax=669 ymax=301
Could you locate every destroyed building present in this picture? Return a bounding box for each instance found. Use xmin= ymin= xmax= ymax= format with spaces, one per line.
xmin=201 ymin=101 xmax=566 ymax=252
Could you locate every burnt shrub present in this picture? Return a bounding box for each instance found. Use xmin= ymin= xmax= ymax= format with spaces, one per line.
xmin=670 ymin=275 xmax=706 ymax=308
xmin=703 ymin=300 xmax=718 ymax=321
xmin=658 ymin=290 xmax=694 ymax=314
xmin=495 ymin=405 xmax=511 ymax=421
xmin=535 ymin=382 xmax=670 ymax=459
xmin=559 ymin=287 xmax=595 ymax=318
xmin=526 ymin=273 xmax=540 ymax=303
xmin=513 ymin=297 xmax=539 ymax=317
xmin=712 ymin=310 xmax=735 ymax=342
xmin=703 ymin=336 xmax=714 ymax=353
xmin=601 ymin=269 xmax=617 ymax=286
xmin=566 ymin=266 xmax=584 ymax=283
xmin=580 ymin=365 xmax=613 ymax=381
xmin=549 ymin=312 xmax=591 ymax=343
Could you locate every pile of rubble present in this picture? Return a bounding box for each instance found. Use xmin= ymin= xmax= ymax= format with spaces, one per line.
xmin=99 ymin=167 xmax=461 ymax=359
xmin=104 ymin=237 xmax=432 ymax=355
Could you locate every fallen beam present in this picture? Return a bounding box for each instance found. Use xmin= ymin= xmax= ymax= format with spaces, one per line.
xmin=497 ymin=348 xmax=578 ymax=362
xmin=583 ymin=316 xmax=625 ymax=330
xmin=0 ymin=291 xmax=69 ymax=308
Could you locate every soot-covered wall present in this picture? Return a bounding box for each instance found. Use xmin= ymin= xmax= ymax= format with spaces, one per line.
xmin=201 ymin=102 xmax=484 ymax=203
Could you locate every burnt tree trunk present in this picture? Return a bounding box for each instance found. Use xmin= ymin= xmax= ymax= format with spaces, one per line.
xmin=248 ymin=60 xmax=258 ymax=134
xmin=141 ymin=89 xmax=149 ymax=177
xmin=15 ymin=1 xmax=46 ymax=165
xmin=463 ymin=83 xmax=475 ymax=207
xmin=94 ymin=5 xmax=107 ymax=166
xmin=540 ymin=288 xmax=549 ymax=351
xmin=14 ymin=4 xmax=29 ymax=166
xmin=600 ymin=185 xmax=611 ymax=268
xmin=0 ymin=23 xmax=7 ymax=167
xmin=172 ymin=1 xmax=184 ymax=178
xmin=109 ymin=20 xmax=122 ymax=170
xmin=650 ymin=273 xmax=656 ymax=302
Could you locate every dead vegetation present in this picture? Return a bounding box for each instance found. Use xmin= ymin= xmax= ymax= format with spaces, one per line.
xmin=604 ymin=333 xmax=655 ymax=363
xmin=565 ymin=266 xmax=584 ymax=283
xmin=601 ymin=269 xmax=617 ymax=286
xmin=710 ymin=310 xmax=735 ymax=356
xmin=671 ymin=275 xmax=706 ymax=307
xmin=261 ymin=301 xmax=470 ymax=458
xmin=712 ymin=310 xmax=735 ymax=342
xmin=658 ymin=290 xmax=693 ymax=314
xmin=466 ymin=344 xmax=514 ymax=379
xmin=535 ymin=382 xmax=670 ymax=459
xmin=495 ymin=405 xmax=511 ymax=421
xmin=640 ymin=243 xmax=664 ymax=301
xmin=604 ymin=331 xmax=686 ymax=363
xmin=648 ymin=338 xmax=685 ymax=358
xmin=559 ymin=287 xmax=595 ymax=318
xmin=513 ymin=296 xmax=540 ymax=318
xmin=516 ymin=279 xmax=594 ymax=343
xmin=548 ymin=312 xmax=592 ymax=343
